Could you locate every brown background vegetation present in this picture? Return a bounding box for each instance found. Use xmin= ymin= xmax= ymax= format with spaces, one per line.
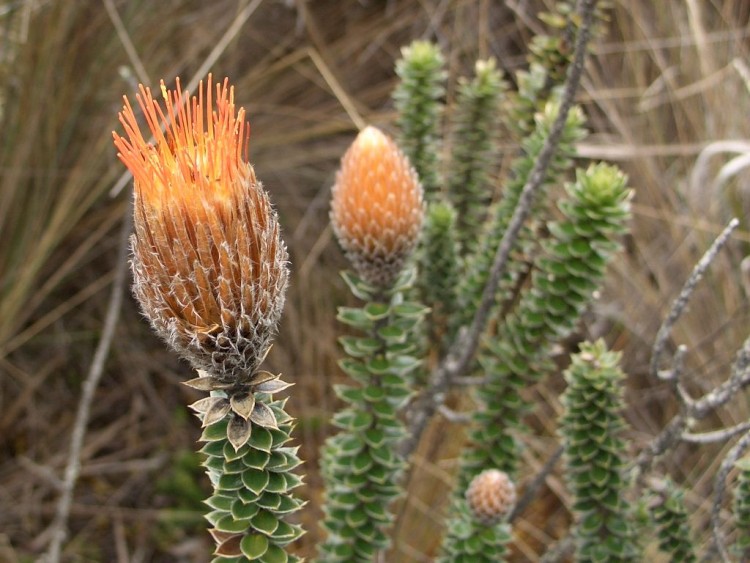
xmin=2 ymin=1 xmax=750 ymax=561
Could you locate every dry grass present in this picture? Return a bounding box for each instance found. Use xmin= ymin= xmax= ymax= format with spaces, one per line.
xmin=1 ymin=0 xmax=750 ymax=561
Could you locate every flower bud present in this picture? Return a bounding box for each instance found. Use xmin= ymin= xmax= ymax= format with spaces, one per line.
xmin=113 ymin=76 xmax=288 ymax=383
xmin=330 ymin=126 xmax=423 ymax=287
xmin=466 ymin=469 xmax=517 ymax=525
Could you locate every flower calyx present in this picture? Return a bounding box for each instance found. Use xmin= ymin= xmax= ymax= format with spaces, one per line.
xmin=186 ymin=368 xmax=294 ymax=451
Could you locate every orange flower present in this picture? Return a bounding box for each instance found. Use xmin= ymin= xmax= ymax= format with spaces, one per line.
xmin=330 ymin=126 xmax=423 ymax=287
xmin=113 ymin=76 xmax=288 ymax=383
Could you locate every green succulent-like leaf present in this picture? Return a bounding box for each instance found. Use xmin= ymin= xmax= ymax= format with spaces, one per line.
xmin=245 ymin=426 xmax=272 ymax=452
xmin=340 ymin=270 xmax=378 ymax=301
xmin=202 ymin=419 xmax=229 ymax=442
xmin=377 ymin=325 xmax=406 ymax=344
xmin=241 ymin=468 xmax=270 ymax=496
xmin=240 ymin=534 xmax=269 ymax=560
xmin=265 ymin=472 xmax=288 ymax=494
xmin=256 ymin=492 xmax=281 ymax=510
xmin=364 ymin=302 xmax=390 ymax=320
xmin=362 ymin=385 xmax=386 ymax=403
xmin=216 ymin=513 xmax=253 ymax=534
xmin=337 ymin=307 xmax=373 ymax=329
xmin=232 ymin=499 xmax=261 ymax=521
xmin=262 ymin=544 xmax=288 ymax=563
xmin=206 ymin=494 xmax=234 ymax=511
xmin=392 ymin=302 xmax=430 ymax=318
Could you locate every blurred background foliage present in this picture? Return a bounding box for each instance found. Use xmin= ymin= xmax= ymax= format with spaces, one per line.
xmin=1 ymin=0 xmax=750 ymax=561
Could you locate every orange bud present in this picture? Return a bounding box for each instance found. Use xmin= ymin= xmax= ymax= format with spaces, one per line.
xmin=466 ymin=469 xmax=517 ymax=525
xmin=330 ymin=126 xmax=423 ymax=287
xmin=113 ymin=76 xmax=288 ymax=382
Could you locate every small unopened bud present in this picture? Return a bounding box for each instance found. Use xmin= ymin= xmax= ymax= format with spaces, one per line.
xmin=113 ymin=76 xmax=288 ymax=383
xmin=466 ymin=469 xmax=517 ymax=525
xmin=330 ymin=126 xmax=424 ymax=287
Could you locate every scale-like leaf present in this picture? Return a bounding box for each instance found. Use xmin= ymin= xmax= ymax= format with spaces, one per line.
xmin=203 ymin=398 xmax=231 ymax=427
xmin=227 ymin=416 xmax=253 ymax=451
xmin=214 ymin=534 xmax=242 ymax=557
xmin=255 ymin=379 xmax=294 ymax=395
xmin=183 ymin=375 xmax=233 ymax=391
xmin=240 ymin=534 xmax=269 ymax=560
xmin=230 ymin=393 xmax=256 ymax=421
xmin=250 ymin=402 xmax=279 ymax=430
xmin=248 ymin=370 xmax=279 ymax=387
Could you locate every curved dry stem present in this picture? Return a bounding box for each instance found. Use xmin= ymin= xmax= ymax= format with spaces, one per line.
xmin=43 ymin=199 xmax=132 ymax=563
xmin=650 ymin=218 xmax=739 ymax=380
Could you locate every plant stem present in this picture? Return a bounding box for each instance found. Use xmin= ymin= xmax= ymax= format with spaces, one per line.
xmin=401 ymin=0 xmax=600 ymax=460
xmin=44 ymin=200 xmax=132 ymax=563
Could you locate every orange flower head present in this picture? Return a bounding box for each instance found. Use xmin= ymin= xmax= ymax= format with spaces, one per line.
xmin=113 ymin=76 xmax=288 ymax=383
xmin=330 ymin=126 xmax=423 ymax=287
xmin=465 ymin=469 xmax=517 ymax=525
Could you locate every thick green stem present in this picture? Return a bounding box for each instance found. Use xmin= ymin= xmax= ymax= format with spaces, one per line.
xmin=447 ymin=58 xmax=506 ymax=253
xmin=458 ymin=101 xmax=586 ymax=332
xmin=459 ymin=163 xmax=632 ymax=485
xmin=319 ymin=269 xmax=426 ymax=561
xmin=393 ymin=40 xmax=446 ymax=200
xmin=199 ymin=395 xmax=304 ymax=563
xmin=560 ymin=340 xmax=639 ymax=562
xmin=650 ymin=478 xmax=697 ymax=562
xmin=418 ymin=201 xmax=462 ymax=357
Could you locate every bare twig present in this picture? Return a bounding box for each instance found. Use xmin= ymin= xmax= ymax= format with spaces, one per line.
xmin=707 ymin=429 xmax=750 ymax=562
xmin=635 ymin=334 xmax=750 ymax=481
xmin=657 ymin=344 xmax=687 ymax=384
xmin=683 ymin=422 xmax=750 ymax=444
xmin=693 ymin=338 xmax=750 ymax=418
xmin=692 ymin=336 xmax=750 ymax=420
xmin=101 ymin=0 xmax=150 ymax=86
xmin=509 ymin=445 xmax=564 ymax=523
xmin=650 ymin=218 xmax=739 ymax=380
xmin=42 ymin=200 xmax=132 ymax=563
xmin=451 ymin=375 xmax=488 ymax=386
xmin=401 ymin=0 xmax=599 ymax=459
xmin=437 ymin=404 xmax=472 ymax=424
xmin=631 ymin=218 xmax=741 ymax=482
